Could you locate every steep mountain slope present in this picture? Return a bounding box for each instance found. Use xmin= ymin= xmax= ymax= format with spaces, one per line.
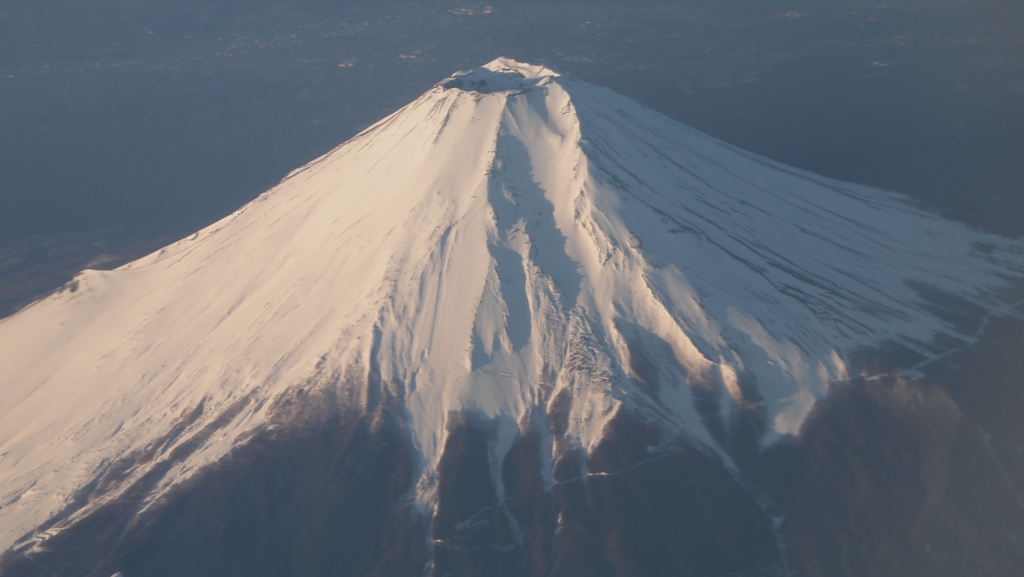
xmin=1 ymin=59 xmax=1022 ymax=575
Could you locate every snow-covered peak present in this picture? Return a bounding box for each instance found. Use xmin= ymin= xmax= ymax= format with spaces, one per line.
xmin=1 ymin=60 xmax=1022 ymax=553
xmin=483 ymin=57 xmax=558 ymax=79
xmin=441 ymin=57 xmax=559 ymax=93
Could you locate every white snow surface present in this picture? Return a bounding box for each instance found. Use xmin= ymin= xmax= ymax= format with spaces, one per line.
xmin=1 ymin=58 xmax=1022 ymax=550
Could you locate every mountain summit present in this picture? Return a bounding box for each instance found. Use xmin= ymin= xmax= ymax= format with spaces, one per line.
xmin=2 ymin=58 xmax=1023 ymax=576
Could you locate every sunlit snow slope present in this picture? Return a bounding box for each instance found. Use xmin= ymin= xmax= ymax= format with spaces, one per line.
xmin=1 ymin=58 xmax=1022 ymax=551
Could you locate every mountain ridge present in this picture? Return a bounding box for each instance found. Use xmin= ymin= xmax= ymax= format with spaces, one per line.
xmin=1 ymin=58 xmax=1022 ymax=565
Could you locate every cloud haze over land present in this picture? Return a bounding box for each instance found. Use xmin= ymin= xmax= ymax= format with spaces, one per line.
xmin=2 ymin=1 xmax=1022 ymax=238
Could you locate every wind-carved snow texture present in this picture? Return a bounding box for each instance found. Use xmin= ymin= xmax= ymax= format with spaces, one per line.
xmin=1 ymin=57 xmax=1023 ymax=552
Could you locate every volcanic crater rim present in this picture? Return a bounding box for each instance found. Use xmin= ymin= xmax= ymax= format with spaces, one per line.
xmin=441 ymin=58 xmax=559 ymax=94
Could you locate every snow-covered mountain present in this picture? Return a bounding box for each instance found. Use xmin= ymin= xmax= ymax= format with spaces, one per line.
xmin=1 ymin=58 xmax=1022 ymax=576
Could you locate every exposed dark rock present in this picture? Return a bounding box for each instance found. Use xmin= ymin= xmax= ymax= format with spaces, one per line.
xmin=432 ymin=411 xmax=525 ymax=577
xmin=501 ymin=418 xmax=560 ymax=576
xmin=431 ymin=406 xmax=785 ymax=577
xmin=767 ymin=375 xmax=1024 ymax=577
xmin=3 ymin=366 xmax=1024 ymax=576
